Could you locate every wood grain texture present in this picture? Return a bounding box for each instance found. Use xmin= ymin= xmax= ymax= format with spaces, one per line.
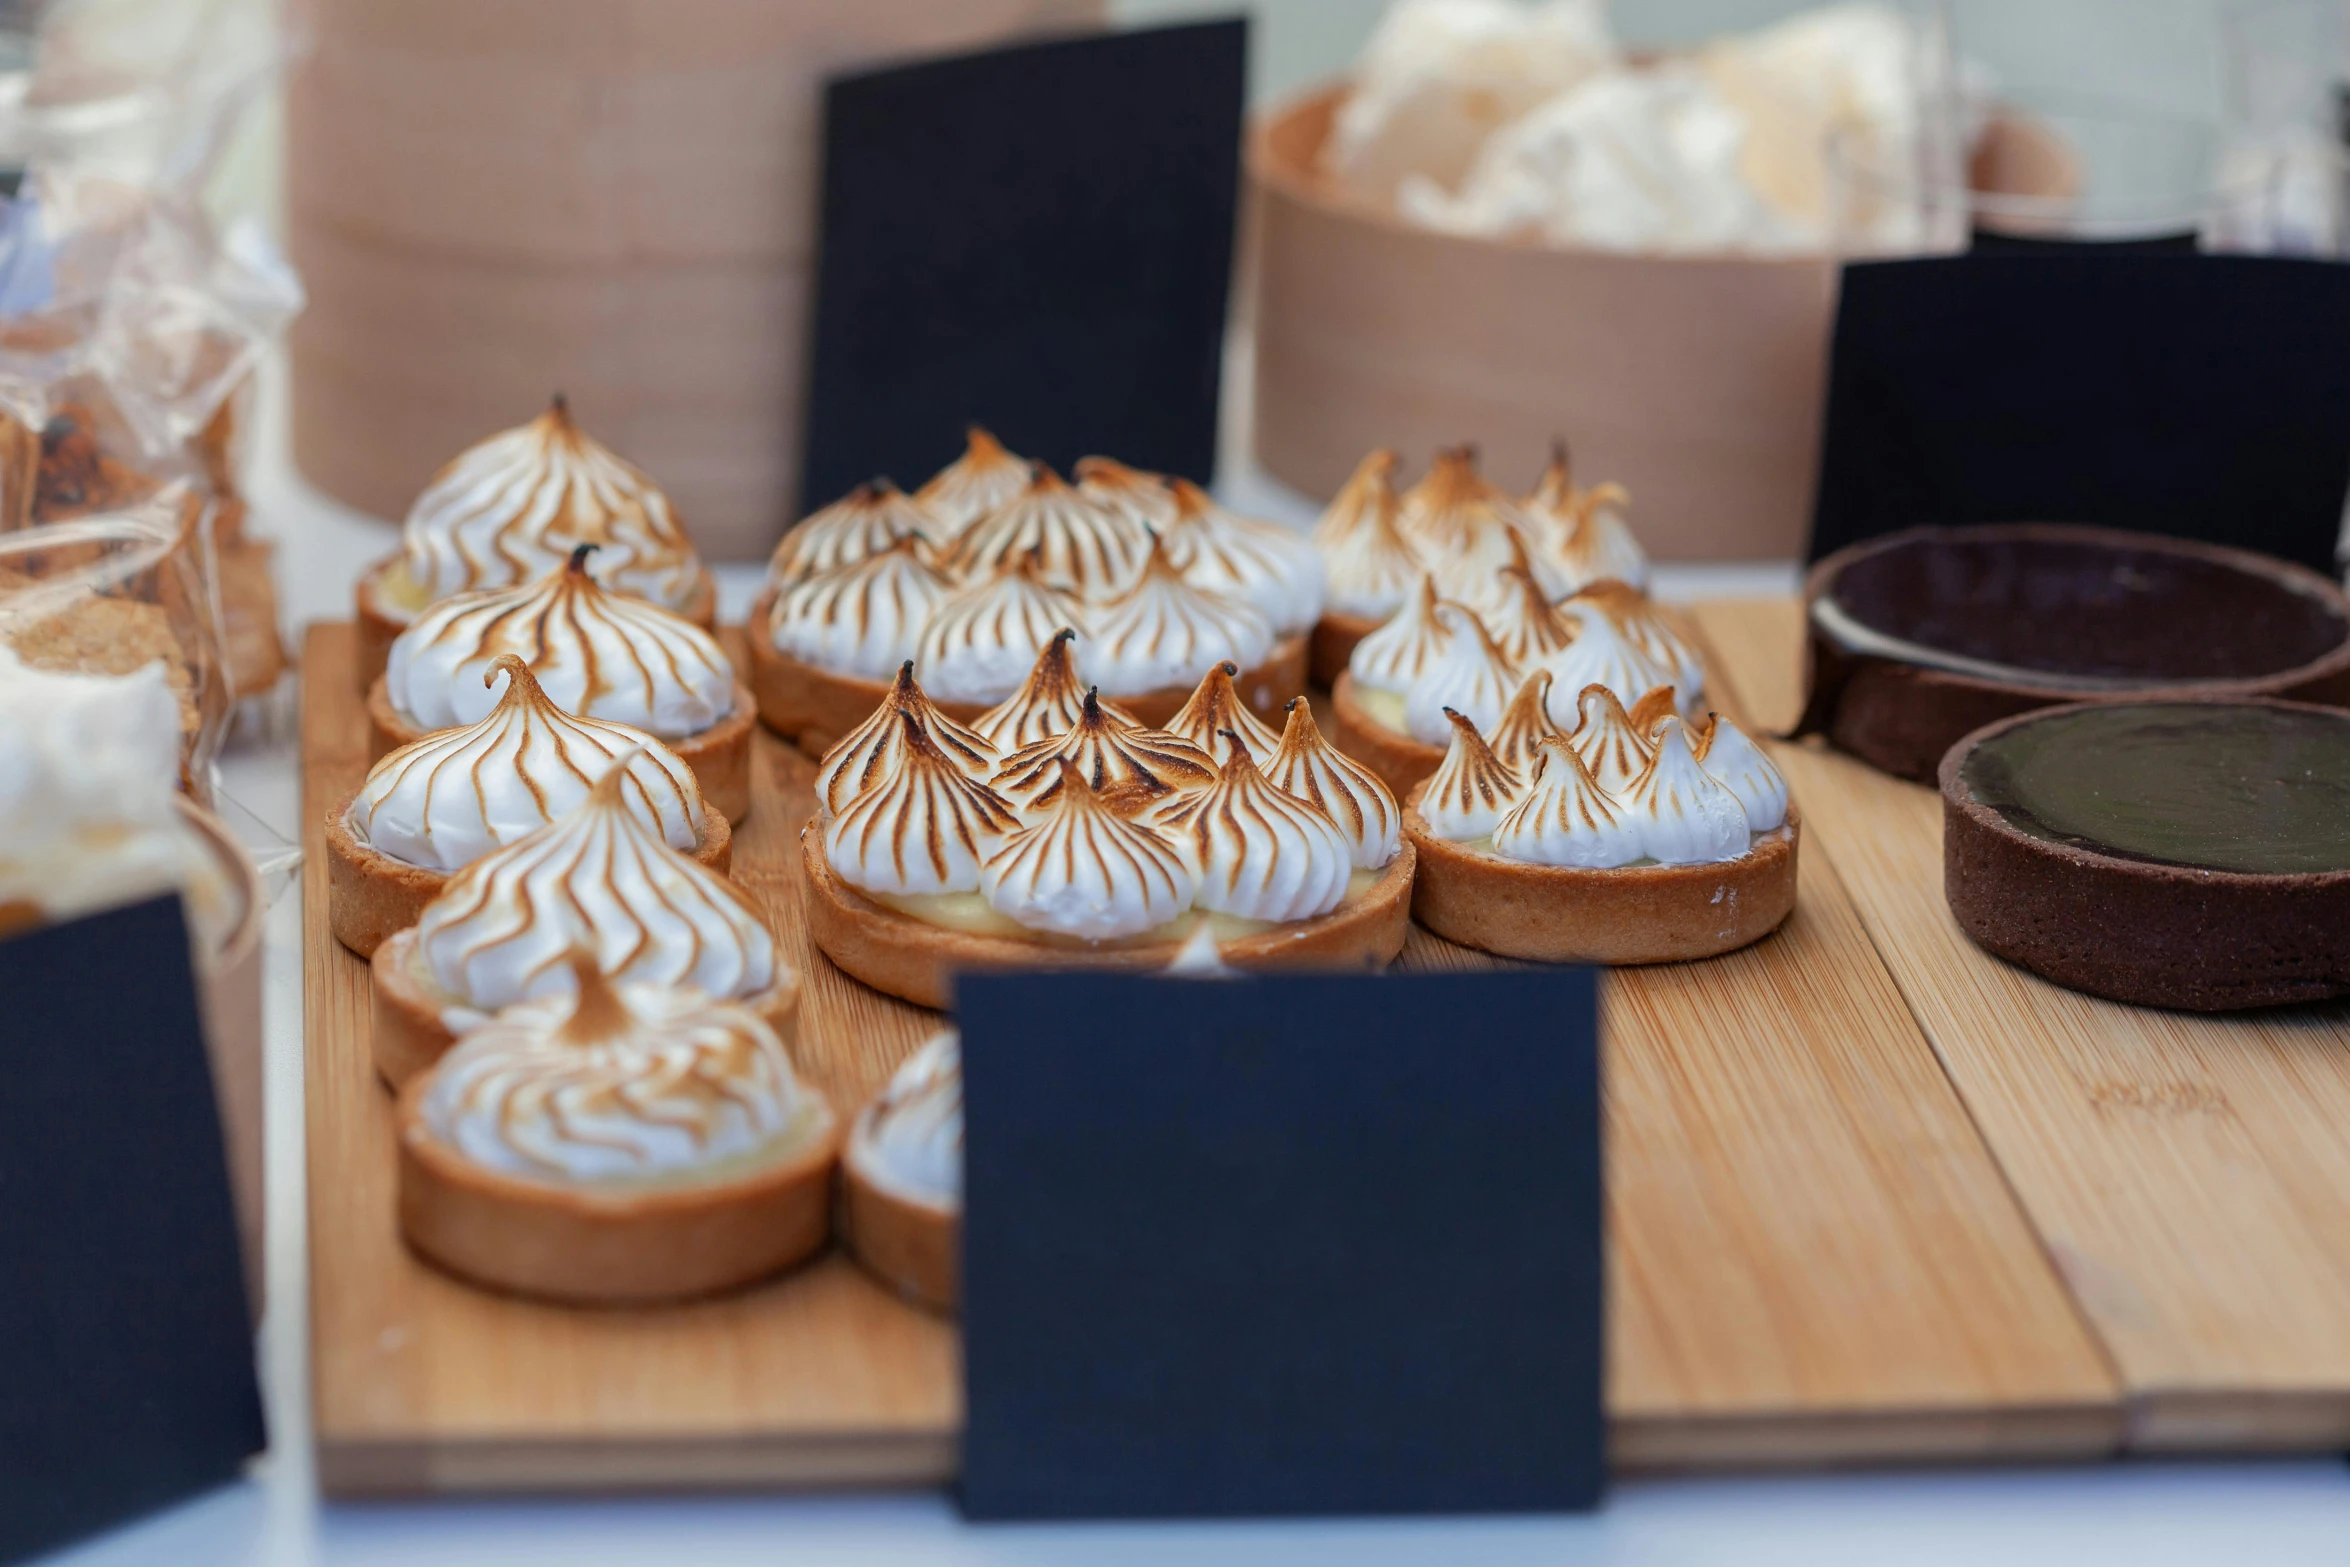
xmin=1692 ymin=597 xmax=2350 ymax=1451
xmin=304 ymin=614 xmax=2118 ymax=1493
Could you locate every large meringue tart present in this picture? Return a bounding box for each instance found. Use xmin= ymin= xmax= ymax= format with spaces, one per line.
xmin=842 ymin=1030 xmax=961 ymax=1314
xmin=353 ymin=396 xmax=716 ymax=691
xmin=328 ymin=657 xmax=730 ymax=957
xmin=397 ymin=955 xmax=838 ymax=1305
xmin=370 ymin=749 xmax=795 ymax=1089
xmin=1404 ymin=693 xmax=1798 ymax=965
xmin=799 ymin=663 xmax=1415 ymax=1009
xmin=368 ymin=545 xmax=757 ymax=823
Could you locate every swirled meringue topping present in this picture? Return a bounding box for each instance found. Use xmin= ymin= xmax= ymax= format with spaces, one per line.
xmin=399 ymin=396 xmax=703 ymax=611
xmin=1627 ymin=685 xmax=1681 ymax=740
xmin=1490 ymin=737 xmax=1644 ymax=869
xmin=825 ymin=714 xmax=1022 ymax=897
xmin=414 ymin=749 xmax=779 ymax=1023
xmin=816 ymin=662 xmax=999 ymax=816
xmin=1403 ymin=603 xmax=1522 ymax=745
xmin=1158 ymin=479 xmax=1327 ymax=637
xmin=1568 ymin=683 xmax=1657 ymax=794
xmin=1535 ymin=600 xmax=1678 ymax=728
xmin=1312 ymin=448 xmax=1426 ymax=622
xmin=980 ymin=761 xmax=1196 ymax=939
xmin=943 ymin=463 xmax=1151 ymax=601
xmin=849 ymin=1030 xmax=961 ymax=1210
xmin=1401 ymin=446 xmax=1568 ymax=601
xmin=1483 ymin=560 xmax=1577 ymax=664
xmin=1083 ymin=541 xmax=1276 ymax=698
xmin=1166 ymin=661 xmax=1283 ymax=765
xmin=991 ymin=688 xmax=1216 ymax=816
xmin=350 ymin=657 xmax=704 ymax=873
xmin=1268 ymin=698 xmax=1402 ymax=870
xmin=1696 ymin=714 xmax=1790 ymax=834
xmin=766 ymin=534 xmax=951 ymax=682
xmin=1074 ymin=456 xmax=1180 ymax=530
xmin=1525 ymin=443 xmax=1651 ymax=592
xmin=912 ymin=551 xmax=1087 ymax=705
xmin=968 ymin=628 xmax=1137 ymax=750
xmin=1488 ymin=669 xmax=1571 ymax=774
xmin=1571 ymin=579 xmax=1703 ymax=700
xmin=387 ymin=547 xmax=738 ymax=740
xmin=766 ymin=480 xmax=937 ymax=587
xmin=1347 ymin=574 xmax=1455 ymax=697
xmin=1623 ymin=717 xmax=1751 ymax=866
xmin=915 ymin=426 xmax=1031 ymax=544
xmin=1147 ymin=744 xmax=1353 ymax=923
xmin=416 ymin=956 xmax=830 ymax=1188
xmin=1419 ymin=708 xmax=1524 ymax=841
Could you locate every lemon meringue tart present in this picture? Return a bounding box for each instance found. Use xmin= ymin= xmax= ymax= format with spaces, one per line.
xmin=328 ymin=657 xmax=731 ymax=957
xmin=397 ymin=955 xmax=838 ymax=1305
xmin=354 ymin=396 xmax=715 ymax=690
xmin=799 ymin=664 xmax=1414 ymax=1009
xmin=842 ymin=1030 xmax=961 ymax=1313
xmin=371 ymin=749 xmax=794 ymax=1089
xmin=369 ymin=545 xmax=757 ymax=823
xmin=1405 ymin=697 xmax=1797 ymax=965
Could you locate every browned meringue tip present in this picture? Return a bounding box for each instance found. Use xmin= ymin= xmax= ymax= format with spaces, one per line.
xmin=1577 ymin=682 xmax=1638 ymax=725
xmin=547 ymin=391 xmax=572 ymax=423
xmin=565 ymin=540 xmax=600 ymax=575
xmin=1580 ymin=482 xmax=1632 ymax=518
xmin=484 ymin=650 xmax=534 ymax=690
xmin=891 ymin=659 xmax=919 ymax=692
xmin=1690 ymin=711 xmax=1720 ymax=758
xmin=965 ymin=425 xmax=1008 ymax=456
xmin=557 ymin=949 xmax=630 ymax=1047
xmin=1627 ymin=685 xmax=1678 ymax=736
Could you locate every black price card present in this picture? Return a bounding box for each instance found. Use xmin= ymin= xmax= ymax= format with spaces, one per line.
xmin=800 ymin=19 xmax=1248 ymax=513
xmin=956 ymin=968 xmax=1604 ymax=1520
xmin=0 ymin=895 xmax=264 ymax=1564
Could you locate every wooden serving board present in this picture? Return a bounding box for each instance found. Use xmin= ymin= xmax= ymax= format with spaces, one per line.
xmin=303 ymin=613 xmax=2130 ymax=1496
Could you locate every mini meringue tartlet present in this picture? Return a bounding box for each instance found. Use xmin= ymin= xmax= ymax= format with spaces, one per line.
xmin=748 ymin=430 xmax=1315 ymax=758
xmin=1404 ymin=687 xmax=1798 ymax=965
xmin=799 ymin=649 xmax=1414 ymax=1009
xmin=842 ymin=1029 xmax=961 ymax=1313
xmin=369 ymin=748 xmax=795 ymax=1089
xmin=396 ymin=955 xmax=837 ymax=1305
xmin=353 ymin=396 xmax=715 ymax=690
xmin=327 ymin=657 xmax=732 ymax=957
xmin=367 ymin=545 xmax=758 ymax=823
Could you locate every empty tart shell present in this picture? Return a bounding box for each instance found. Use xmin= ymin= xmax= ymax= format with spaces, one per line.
xmin=841 ymin=1156 xmax=958 ymax=1315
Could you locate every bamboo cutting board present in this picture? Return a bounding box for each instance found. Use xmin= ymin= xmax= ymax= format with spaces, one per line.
xmin=302 ymin=616 xmax=2118 ymax=1495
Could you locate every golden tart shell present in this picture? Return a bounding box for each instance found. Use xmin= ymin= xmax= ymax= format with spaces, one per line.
xmin=842 ymin=1161 xmax=958 ymax=1315
xmin=1330 ymin=670 xmax=1446 ymax=799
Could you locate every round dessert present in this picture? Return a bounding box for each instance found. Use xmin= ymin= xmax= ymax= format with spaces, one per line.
xmin=1799 ymin=523 xmax=2350 ymax=783
xmin=328 ymin=657 xmax=731 ymax=957
xmin=800 ymin=661 xmax=1414 ymax=1009
xmin=353 ymin=396 xmax=715 ymax=690
xmin=368 ymin=546 xmax=757 ymax=823
xmin=397 ymin=956 xmax=837 ymax=1304
xmin=1404 ymin=690 xmax=1798 ymax=964
xmin=842 ymin=1030 xmax=961 ymax=1314
xmin=370 ymin=749 xmax=794 ymax=1089
xmin=1943 ymin=698 xmax=2350 ymax=1010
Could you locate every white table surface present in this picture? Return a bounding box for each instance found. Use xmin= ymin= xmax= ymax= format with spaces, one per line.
xmin=43 ymin=358 xmax=2350 ymax=1566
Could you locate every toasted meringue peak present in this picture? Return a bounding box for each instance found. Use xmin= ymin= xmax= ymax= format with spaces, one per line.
xmin=992 ymin=688 xmax=1217 ymax=816
xmin=388 ymin=547 xmax=738 ymax=740
xmin=816 ymin=662 xmax=1000 ymax=816
xmin=912 ymin=551 xmax=1089 ymax=705
xmin=1166 ymin=923 xmax=1236 ymax=976
xmin=915 ymin=426 xmax=1031 ymax=543
xmin=1558 ymin=483 xmax=1652 ymax=591
xmin=1491 ymin=737 xmax=1645 ymax=869
xmin=1403 ymin=602 xmax=1522 ymax=745
xmin=1624 ymin=717 xmax=1751 ymax=866
xmin=1626 ymin=684 xmax=1679 ymax=738
xmin=1570 ymin=579 xmax=1702 ymax=700
xmin=1074 ymin=456 xmax=1180 ymax=530
xmin=1269 ymin=698 xmax=1402 ymax=870
xmin=350 ymin=657 xmax=705 ymax=873
xmin=1346 ymin=573 xmax=1455 ymax=696
xmin=415 ymin=749 xmax=780 ymax=1022
xmin=1695 ymin=714 xmax=1790 ymax=834
xmin=1158 ymin=479 xmax=1326 ymax=636
xmin=1568 ymin=682 xmax=1656 ymax=794
xmin=1400 ymin=445 xmax=1566 ymax=600
xmin=1147 ymin=745 xmax=1352 ymax=923
xmin=766 ymin=533 xmax=951 ymax=682
xmin=850 ymin=1030 xmax=962 ymax=1209
xmin=1489 ymin=669 xmax=1571 ymax=773
xmin=967 ymin=628 xmax=1136 ymax=750
xmin=1083 ymin=539 xmax=1276 ymax=698
xmin=417 ymin=959 xmax=830 ymax=1186
xmin=1535 ymin=599 xmax=1678 ymax=728
xmin=399 ymin=396 xmax=703 ymax=611
xmin=1527 ymin=438 xmax=1577 ymax=518
xmin=943 ymin=462 xmax=1151 ymax=601
xmin=826 ymin=713 xmax=1022 ymax=897
xmin=1418 ymin=707 xmax=1525 ymax=841
xmin=1312 ymin=448 xmax=1426 ymax=621
xmin=1166 ymin=661 xmax=1283 ymax=765
xmin=1483 ymin=560 xmax=1578 ymax=664
xmin=766 ymin=479 xmax=937 ymax=587
xmin=980 ymin=761 xmax=1195 ymax=939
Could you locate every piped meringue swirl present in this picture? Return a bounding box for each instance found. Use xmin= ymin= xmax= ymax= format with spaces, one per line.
xmin=850 ymin=1031 xmax=962 ymax=1210
xmin=1488 ymin=670 xmax=1570 ymax=774
xmin=1623 ymin=717 xmax=1750 ymax=866
xmin=1403 ymin=603 xmax=1521 ymax=745
xmin=825 ymin=715 xmax=1022 ymax=896
xmin=1482 ymin=559 xmax=1577 ymax=664
xmin=1568 ymin=683 xmax=1655 ymax=794
xmin=1165 ymin=661 xmax=1283 ymax=765
xmin=944 ymin=463 xmax=1151 ymax=601
xmin=1148 ymin=745 xmax=1352 ymax=922
xmin=981 ymin=761 xmax=1195 ymax=939
xmin=1267 ymin=699 xmax=1402 ymax=870
xmin=1158 ymin=479 xmax=1326 ymax=637
xmin=1536 ymin=600 xmax=1677 ymax=728
xmin=1402 ymin=446 xmax=1568 ymax=603
xmin=991 ymin=689 xmax=1216 ymax=816
xmin=1419 ymin=709 xmax=1524 ymax=841
xmin=1083 ymin=542 xmax=1276 ymax=698
xmin=969 ymin=629 xmax=1133 ymax=751
xmin=913 ymin=552 xmax=1086 ymax=705
xmin=1526 ymin=442 xmax=1651 ymax=592
xmin=766 ymin=479 xmax=936 ymax=586
xmin=1490 ymin=737 xmax=1643 ymax=869
xmin=1346 ymin=574 xmax=1454 ymax=696
xmin=766 ymin=534 xmax=950 ymax=682
xmin=1573 ymin=579 xmax=1704 ymax=701
xmin=1075 ymin=456 xmax=1180 ymax=530
xmin=1695 ymin=715 xmax=1790 ymax=834
xmin=916 ymin=427 xmax=1031 ymax=544
xmin=1312 ymin=448 xmax=1425 ymax=621
xmin=815 ymin=662 xmax=999 ymax=816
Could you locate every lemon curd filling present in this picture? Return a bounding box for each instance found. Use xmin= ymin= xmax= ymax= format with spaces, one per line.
xmin=872 ymin=867 xmax=1381 ymax=945
xmin=1355 ymin=685 xmax=1409 ymax=734
xmin=371 ymin=555 xmax=434 ymax=615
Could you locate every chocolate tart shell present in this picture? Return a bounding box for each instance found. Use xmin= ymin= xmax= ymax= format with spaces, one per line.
xmin=1942 ymin=698 xmax=2350 ymax=1011
xmin=1799 ymin=524 xmax=2350 ymax=783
